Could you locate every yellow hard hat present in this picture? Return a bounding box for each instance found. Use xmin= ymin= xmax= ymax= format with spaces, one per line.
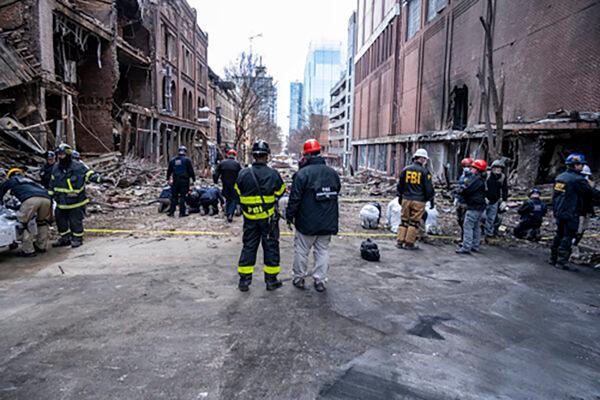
xmin=7 ymin=168 xmax=24 ymax=178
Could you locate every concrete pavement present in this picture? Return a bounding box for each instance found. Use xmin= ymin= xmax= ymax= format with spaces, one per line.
xmin=0 ymin=235 xmax=599 ymax=399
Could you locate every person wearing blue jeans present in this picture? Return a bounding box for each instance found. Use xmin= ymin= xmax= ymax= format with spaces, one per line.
xmin=456 ymin=159 xmax=489 ymax=254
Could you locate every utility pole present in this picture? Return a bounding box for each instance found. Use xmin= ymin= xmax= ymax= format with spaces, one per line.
xmin=248 ymin=33 xmax=263 ymax=55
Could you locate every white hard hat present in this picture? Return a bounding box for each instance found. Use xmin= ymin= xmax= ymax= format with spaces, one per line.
xmin=413 ymin=148 xmax=429 ymax=159
xmin=582 ymin=165 xmax=592 ymax=176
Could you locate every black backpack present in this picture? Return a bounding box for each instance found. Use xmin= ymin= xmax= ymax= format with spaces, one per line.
xmin=360 ymin=239 xmax=380 ymax=262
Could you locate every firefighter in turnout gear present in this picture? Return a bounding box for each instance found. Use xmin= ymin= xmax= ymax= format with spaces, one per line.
xmin=49 ymin=144 xmax=104 ymax=248
xmin=396 ymin=148 xmax=435 ymax=250
xmin=167 ymin=146 xmax=196 ymax=217
xmin=235 ymin=140 xmax=286 ymax=292
xmin=550 ymin=153 xmax=600 ymax=271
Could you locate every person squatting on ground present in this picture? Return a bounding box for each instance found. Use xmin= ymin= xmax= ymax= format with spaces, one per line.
xmin=49 ymin=144 xmax=105 ymax=248
xmin=187 ymin=186 xmax=224 ymax=215
xmin=455 ymin=157 xmax=473 ymax=237
xmin=166 ymin=145 xmax=196 ymax=218
xmin=0 ymin=168 xmax=53 ymax=257
xmin=513 ymin=188 xmax=547 ymax=241
xmin=213 ymin=149 xmax=242 ymax=222
xmin=157 ymin=184 xmax=172 ymax=213
xmin=550 ymin=154 xmax=600 ymax=271
xmin=286 ymin=139 xmax=341 ymax=293
xmin=396 ymin=148 xmax=435 ymax=250
xmin=235 ymin=140 xmax=286 ymax=292
xmin=456 ymin=159 xmax=488 ymax=254
xmin=484 ymin=159 xmax=509 ymax=239
xmin=40 ymin=151 xmax=56 ymax=189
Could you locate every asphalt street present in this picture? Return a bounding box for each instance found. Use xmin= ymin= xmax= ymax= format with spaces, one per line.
xmin=0 ymin=234 xmax=599 ymax=399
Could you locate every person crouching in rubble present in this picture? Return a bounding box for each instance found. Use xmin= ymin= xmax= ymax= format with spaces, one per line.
xmin=513 ymin=188 xmax=547 ymax=241
xmin=196 ymin=186 xmax=224 ymax=216
xmin=456 ymin=159 xmax=488 ymax=254
xmin=454 ymin=158 xmax=473 ymax=237
xmin=396 ymin=148 xmax=435 ymax=250
xmin=484 ymin=159 xmax=509 ymax=240
xmin=0 ymin=168 xmax=53 ymax=257
xmin=49 ymin=144 xmax=109 ymax=248
xmin=157 ymin=184 xmax=172 ymax=213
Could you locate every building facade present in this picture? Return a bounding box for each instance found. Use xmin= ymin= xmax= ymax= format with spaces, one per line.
xmin=289 ymin=81 xmax=303 ymax=134
xmin=352 ymin=0 xmax=600 ymax=184
xmin=0 ymin=0 xmax=210 ymax=169
xmin=302 ymin=41 xmax=344 ymax=116
xmin=255 ymin=66 xmax=277 ymax=124
xmin=207 ymin=67 xmax=237 ymax=149
xmin=328 ymin=12 xmax=357 ymax=171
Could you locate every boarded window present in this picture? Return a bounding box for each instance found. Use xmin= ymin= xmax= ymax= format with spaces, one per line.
xmin=427 ymin=0 xmax=447 ymax=22
xmin=406 ymin=0 xmax=421 ymax=40
xmin=358 ymin=145 xmax=367 ymax=167
xmin=390 ymin=144 xmax=397 ymax=177
xmin=378 ymin=144 xmax=387 ymax=172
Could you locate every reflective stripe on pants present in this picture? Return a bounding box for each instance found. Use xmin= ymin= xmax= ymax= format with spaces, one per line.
xmin=238 ymin=218 xmax=280 ymax=276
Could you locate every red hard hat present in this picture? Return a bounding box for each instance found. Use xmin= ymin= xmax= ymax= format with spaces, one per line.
xmin=227 ymin=149 xmax=237 ymax=157
xmin=303 ymin=139 xmax=321 ymax=154
xmin=461 ymin=157 xmax=474 ymax=167
xmin=472 ymin=159 xmax=488 ymax=172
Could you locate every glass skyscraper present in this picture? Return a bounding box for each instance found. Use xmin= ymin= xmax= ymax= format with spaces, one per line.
xmin=302 ymin=42 xmax=343 ymax=117
xmin=289 ymin=81 xmax=303 ymax=134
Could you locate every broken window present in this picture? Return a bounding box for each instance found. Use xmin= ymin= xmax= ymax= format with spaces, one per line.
xmin=450 ymin=85 xmax=469 ymax=131
xmin=358 ymin=145 xmax=366 ymax=167
xmin=188 ymin=92 xmax=193 ymax=120
xmin=390 ymin=144 xmax=397 ymax=177
xmin=427 ymin=0 xmax=447 ymax=21
xmin=367 ymin=145 xmax=376 ymax=169
xmin=406 ymin=0 xmax=421 ymax=40
xmin=170 ymin=81 xmax=177 ymax=113
xmin=163 ymin=24 xmax=176 ymax=62
xmin=378 ymin=144 xmax=387 ymax=172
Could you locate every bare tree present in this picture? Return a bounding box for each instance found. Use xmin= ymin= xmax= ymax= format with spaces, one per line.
xmin=288 ymin=101 xmax=327 ymax=155
xmin=225 ymin=52 xmax=267 ymax=149
xmin=252 ymin=117 xmax=283 ymax=154
xmin=477 ymin=0 xmax=505 ymax=160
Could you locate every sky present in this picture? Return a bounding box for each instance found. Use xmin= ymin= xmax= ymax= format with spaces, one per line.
xmin=190 ymin=0 xmax=356 ymax=136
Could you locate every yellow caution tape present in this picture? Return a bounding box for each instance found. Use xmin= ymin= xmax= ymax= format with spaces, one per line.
xmin=86 ymin=228 xmax=229 ymax=236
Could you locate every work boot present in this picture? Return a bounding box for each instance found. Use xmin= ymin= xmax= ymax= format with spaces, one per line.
xmin=556 ymin=250 xmax=578 ymax=272
xmin=166 ymin=212 xmax=174 ymax=217
xmin=314 ymin=281 xmax=326 ymax=293
xmin=34 ymin=245 xmax=47 ymax=254
xmin=238 ymin=274 xmax=252 ymax=292
xmin=395 ymin=241 xmax=404 ymax=249
xmin=179 ymin=212 xmax=189 ymax=218
xmin=265 ymin=274 xmax=283 ymax=291
xmin=52 ymin=237 xmax=71 ymax=247
xmin=455 ymin=247 xmax=471 ymax=255
xmin=292 ymin=277 xmax=305 ymax=290
xmin=227 ymin=215 xmax=233 ymax=223
xmin=71 ymin=237 xmax=83 ymax=248
xmin=403 ymin=243 xmax=419 ymax=251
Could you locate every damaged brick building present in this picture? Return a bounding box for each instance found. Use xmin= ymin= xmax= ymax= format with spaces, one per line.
xmin=352 ymin=0 xmax=600 ymax=185
xmin=0 ymin=0 xmax=210 ymax=167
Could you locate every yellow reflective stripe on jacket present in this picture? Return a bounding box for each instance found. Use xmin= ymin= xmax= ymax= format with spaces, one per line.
xmin=85 ymin=170 xmax=96 ymax=182
xmin=48 ymin=190 xmax=54 ymax=196
xmin=56 ymin=198 xmax=90 ymax=210
xmin=274 ymin=183 xmax=286 ymax=197
xmin=53 ymin=186 xmax=85 ymax=194
xmin=234 ymin=183 xmax=241 ymax=196
xmin=239 ymin=195 xmax=275 ymax=205
xmin=242 ymin=207 xmax=275 ymax=220
xmin=67 ymin=178 xmax=74 ymax=191
xmin=264 ymin=265 xmax=280 ymax=274
xmin=238 ymin=266 xmax=254 ymax=274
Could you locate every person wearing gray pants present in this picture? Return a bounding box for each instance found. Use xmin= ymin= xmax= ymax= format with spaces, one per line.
xmin=286 ymin=139 xmax=341 ymax=292
xmin=293 ymin=233 xmax=332 ymax=286
xmin=456 ymin=159 xmax=488 ymax=254
xmin=462 ymin=209 xmax=484 ymax=252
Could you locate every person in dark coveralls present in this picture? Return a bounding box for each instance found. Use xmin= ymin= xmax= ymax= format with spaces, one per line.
xmin=484 ymin=159 xmax=509 ymax=239
xmin=49 ymin=143 xmax=105 ymax=248
xmin=166 ymin=145 xmax=196 ymax=217
xmin=454 ymin=157 xmax=473 ymax=236
xmin=40 ymin=151 xmax=56 ymax=189
xmin=550 ymin=153 xmax=600 ymax=271
xmin=0 ymin=168 xmax=53 ymax=256
xmin=456 ymin=159 xmax=488 ymax=254
xmin=396 ymin=148 xmax=435 ymax=250
xmin=513 ymin=188 xmax=547 ymax=241
xmin=286 ymin=139 xmax=341 ymax=292
xmin=234 ymin=140 xmax=286 ymax=292
xmin=199 ymin=186 xmax=225 ymax=216
xmin=213 ymin=149 xmax=242 ymax=222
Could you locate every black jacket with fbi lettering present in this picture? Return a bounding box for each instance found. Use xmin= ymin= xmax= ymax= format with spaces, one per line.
xmin=397 ymin=162 xmax=435 ymax=203
xmin=553 ymin=169 xmax=600 ymax=220
xmin=286 ymin=156 xmax=341 ymax=236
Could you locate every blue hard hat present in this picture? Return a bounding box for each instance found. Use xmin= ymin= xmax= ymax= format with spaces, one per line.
xmin=178 ymin=145 xmax=187 ymax=154
xmin=529 ymin=188 xmax=541 ymax=196
xmin=565 ymin=153 xmax=586 ymax=165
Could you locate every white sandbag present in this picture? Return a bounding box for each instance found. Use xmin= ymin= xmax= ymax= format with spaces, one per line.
xmin=360 ymin=203 xmax=380 ymax=229
xmin=425 ymin=202 xmax=441 ymax=235
xmin=386 ymin=197 xmax=402 ymax=233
